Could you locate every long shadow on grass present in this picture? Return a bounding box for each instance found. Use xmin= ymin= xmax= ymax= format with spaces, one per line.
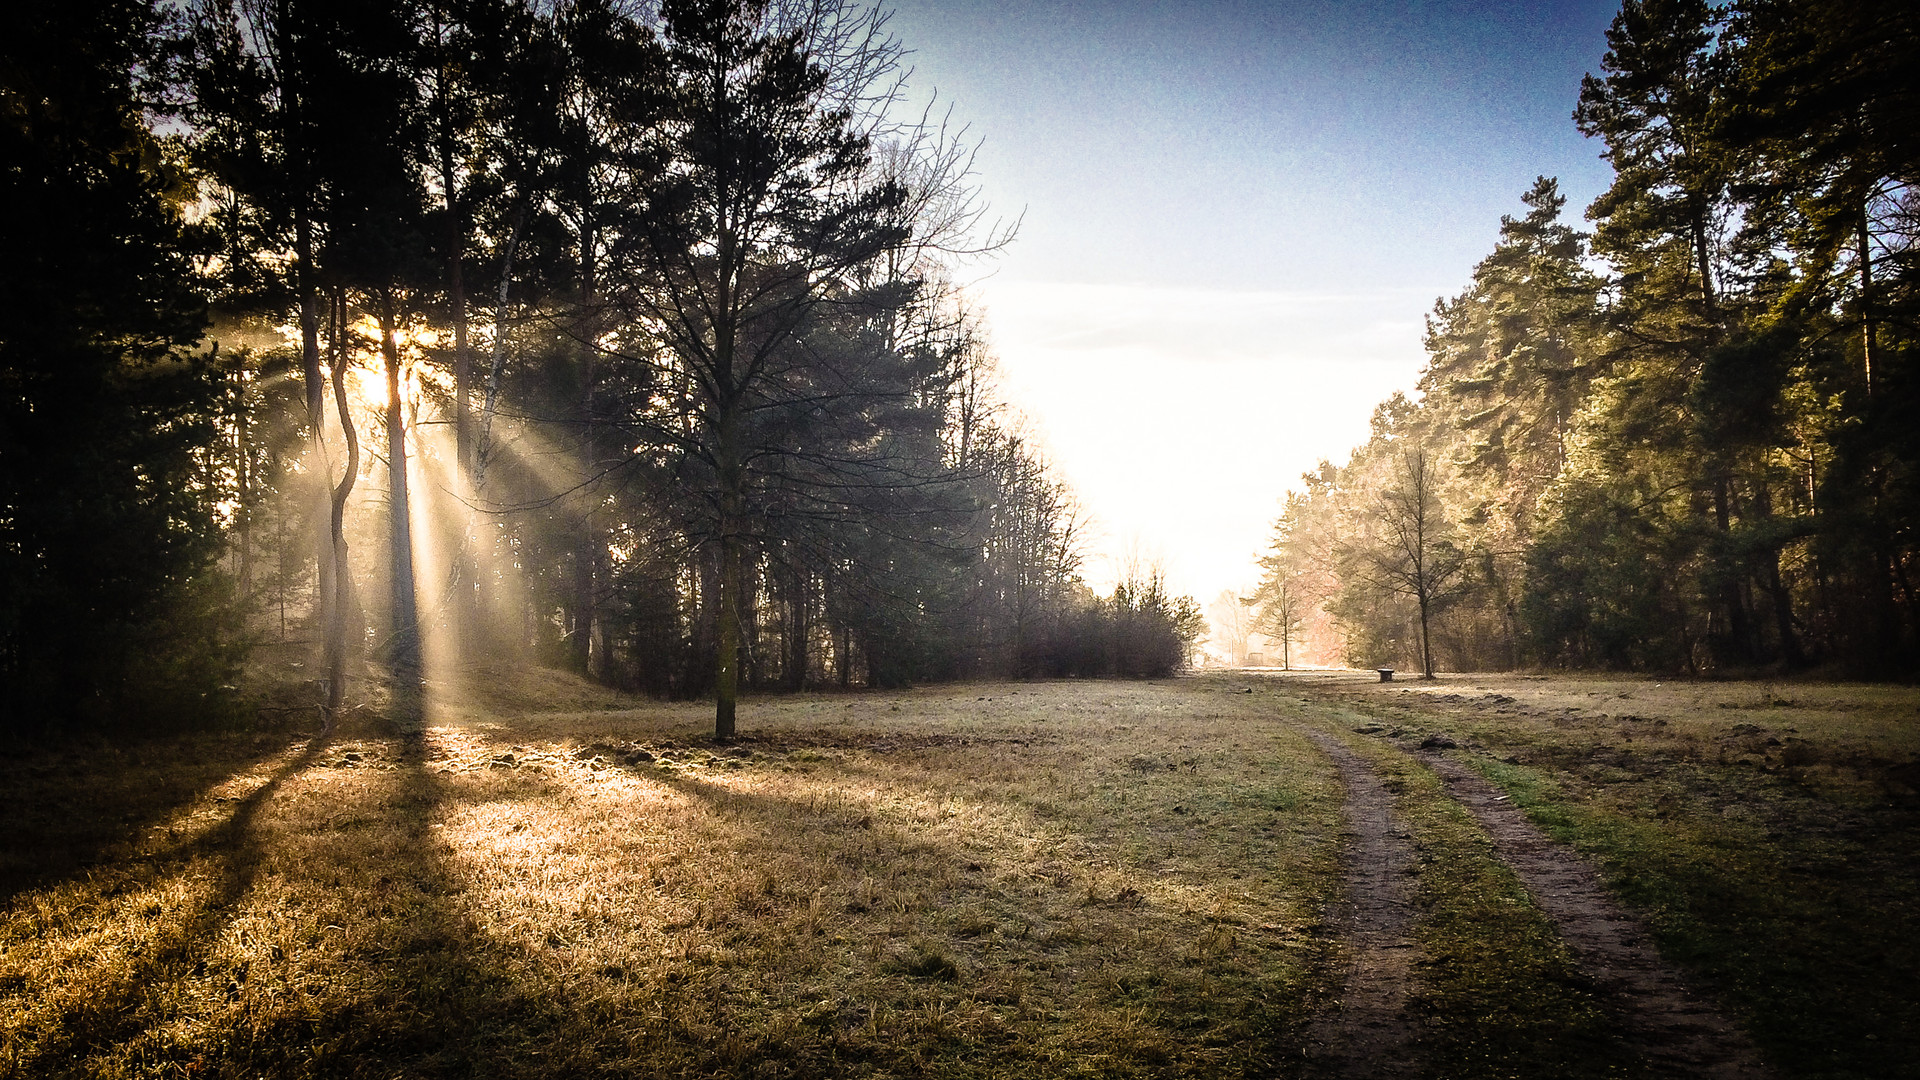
xmin=8 ymin=734 xmax=324 ymax=1077
xmin=10 ymin=732 xmax=588 ymax=1079
xmin=0 ymin=727 xmax=312 ymax=906
xmin=216 ymin=736 xmax=593 ymax=1079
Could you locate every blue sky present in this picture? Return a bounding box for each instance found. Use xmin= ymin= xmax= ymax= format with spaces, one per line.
xmin=881 ymin=0 xmax=1622 ymax=600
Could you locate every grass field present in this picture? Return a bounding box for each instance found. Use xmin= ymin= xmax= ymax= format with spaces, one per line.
xmin=1270 ymin=669 xmax=1920 ymax=1080
xmin=1 ymin=670 xmax=1915 ymax=1078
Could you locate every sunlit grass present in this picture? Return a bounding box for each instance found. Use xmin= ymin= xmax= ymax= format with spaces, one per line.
xmin=0 ymin=679 xmax=1346 ymax=1079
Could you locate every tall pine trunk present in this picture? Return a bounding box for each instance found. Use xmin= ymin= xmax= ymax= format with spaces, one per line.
xmin=295 ymin=213 xmax=334 ymax=674
xmin=787 ymin=565 xmax=808 ymax=690
xmin=442 ymin=139 xmax=475 ymax=657
xmin=571 ymin=227 xmax=600 ymax=677
xmin=1858 ymin=208 xmax=1876 ymax=396
xmin=379 ymin=291 xmax=421 ymax=719
xmin=714 ymin=547 xmax=742 ymax=739
xmin=714 ymin=457 xmax=743 ymax=740
xmin=1712 ymin=478 xmax=1754 ymax=664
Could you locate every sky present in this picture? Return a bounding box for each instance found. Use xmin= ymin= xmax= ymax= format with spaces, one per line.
xmin=880 ymin=0 xmax=1622 ymax=601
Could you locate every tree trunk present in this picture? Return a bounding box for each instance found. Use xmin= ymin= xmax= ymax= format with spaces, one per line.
xmin=1753 ymin=482 xmax=1805 ymax=668
xmin=743 ymin=553 xmax=762 ymax=688
xmin=714 ymin=504 xmax=742 ymax=741
xmin=233 ymin=362 xmax=253 ymax=604
xmin=1418 ymin=593 xmax=1435 ymax=679
xmin=441 ymin=139 xmax=474 ymax=659
xmin=324 ymin=290 xmax=360 ymax=728
xmin=788 ymin=565 xmax=808 ymax=690
xmin=1693 ymin=204 xmax=1716 ymax=316
xmin=1712 ymin=477 xmax=1753 ymax=665
xmin=572 ymin=226 xmax=599 ymax=678
xmin=476 ymin=202 xmax=524 ymax=492
xmin=1859 ymin=208 xmax=1876 ymax=396
xmin=295 ymin=212 xmax=332 ymax=665
xmin=379 ymin=291 xmax=422 ymax=719
xmin=442 ymin=126 xmax=470 ymax=480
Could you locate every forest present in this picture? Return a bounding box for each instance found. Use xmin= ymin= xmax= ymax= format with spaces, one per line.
xmin=4 ymin=0 xmax=1916 ymax=748
xmin=1255 ymin=0 xmax=1918 ymax=680
xmin=0 ymin=0 xmax=1203 ymax=738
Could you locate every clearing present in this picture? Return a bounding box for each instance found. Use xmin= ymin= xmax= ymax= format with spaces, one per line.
xmin=1 ymin=671 xmax=1914 ymax=1078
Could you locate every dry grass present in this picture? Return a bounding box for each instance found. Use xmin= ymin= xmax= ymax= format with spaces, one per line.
xmin=17 ymin=668 xmax=1909 ymax=1078
xmin=0 ymin=677 xmax=1346 ymax=1079
xmin=1271 ymin=668 xmax=1920 ymax=1080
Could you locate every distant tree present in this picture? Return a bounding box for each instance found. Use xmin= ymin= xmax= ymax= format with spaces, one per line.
xmin=1207 ymin=589 xmax=1254 ymax=667
xmin=1259 ymin=576 xmax=1303 ymax=670
xmin=1421 ymin=177 xmax=1602 ymax=527
xmin=1357 ymin=447 xmax=1468 ymax=679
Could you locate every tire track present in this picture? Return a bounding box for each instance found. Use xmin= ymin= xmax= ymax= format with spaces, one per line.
xmin=1412 ymin=746 xmax=1773 ymax=1079
xmin=1302 ymin=731 xmax=1423 ymax=1079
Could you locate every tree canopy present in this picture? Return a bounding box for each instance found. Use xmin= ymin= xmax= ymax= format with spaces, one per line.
xmin=1 ymin=0 xmax=1202 ymax=736
xmin=1255 ymin=0 xmax=1919 ymax=677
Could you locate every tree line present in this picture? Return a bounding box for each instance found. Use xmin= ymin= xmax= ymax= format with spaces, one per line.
xmin=1256 ymin=0 xmax=1917 ymax=678
xmin=0 ymin=0 xmax=1203 ymax=738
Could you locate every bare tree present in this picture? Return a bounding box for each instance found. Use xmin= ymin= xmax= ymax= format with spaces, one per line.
xmin=1261 ymin=576 xmax=1303 ymax=670
xmin=1207 ymin=589 xmax=1254 ymax=667
xmin=604 ymin=0 xmax=999 ymax=739
xmin=1364 ymin=446 xmax=1467 ymax=678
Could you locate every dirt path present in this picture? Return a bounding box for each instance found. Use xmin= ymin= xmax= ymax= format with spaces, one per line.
xmin=1301 ymin=732 xmax=1423 ymax=1079
xmin=1410 ymin=745 xmax=1773 ymax=1079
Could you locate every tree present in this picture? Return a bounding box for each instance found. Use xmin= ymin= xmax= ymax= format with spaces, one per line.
xmin=1259 ymin=576 xmax=1303 ymax=670
xmin=1720 ymin=0 xmax=1920 ymax=668
xmin=190 ymin=0 xmax=347 ymax=700
xmin=1577 ymin=0 xmax=1770 ymax=667
xmin=1207 ymin=589 xmax=1254 ymax=667
xmin=1577 ymin=0 xmax=1733 ymax=326
xmin=1360 ymin=447 xmax=1468 ymax=679
xmin=1725 ymin=0 xmax=1920 ymax=397
xmin=191 ymin=0 xmax=433 ymax=721
xmin=606 ymin=0 xmax=929 ymax=738
xmin=1 ymin=0 xmax=241 ymax=727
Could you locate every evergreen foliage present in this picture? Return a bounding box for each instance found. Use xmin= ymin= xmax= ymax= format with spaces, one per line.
xmin=1 ymin=0 xmax=1198 ymax=735
xmin=1 ymin=0 xmax=244 ymax=729
xmin=1256 ymin=1 xmax=1919 ymax=676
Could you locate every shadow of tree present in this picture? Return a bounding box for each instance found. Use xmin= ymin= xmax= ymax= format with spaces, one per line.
xmin=5 ymin=703 xmax=1342 ymax=1079
xmin=7 ymin=735 xmax=323 ymax=1075
xmin=0 ymin=728 xmax=310 ymax=905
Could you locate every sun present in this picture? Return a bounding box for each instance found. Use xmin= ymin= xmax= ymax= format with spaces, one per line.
xmin=334 ymin=315 xmax=450 ymax=410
